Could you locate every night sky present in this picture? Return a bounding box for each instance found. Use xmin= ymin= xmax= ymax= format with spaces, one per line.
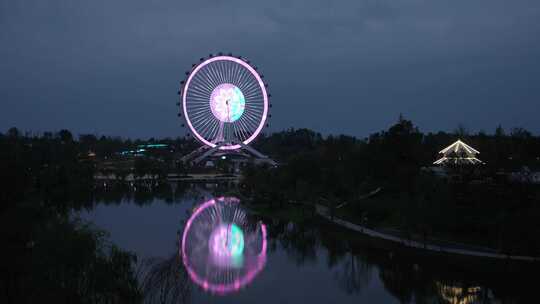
xmin=1 ymin=0 xmax=539 ymax=139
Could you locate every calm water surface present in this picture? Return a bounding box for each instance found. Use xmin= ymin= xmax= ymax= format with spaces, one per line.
xmin=79 ymin=187 xmax=533 ymax=303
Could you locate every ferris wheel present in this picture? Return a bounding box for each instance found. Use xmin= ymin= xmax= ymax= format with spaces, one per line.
xmin=178 ymin=54 xmax=270 ymax=151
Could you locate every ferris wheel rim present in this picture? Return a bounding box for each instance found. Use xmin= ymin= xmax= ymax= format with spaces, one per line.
xmin=182 ymin=55 xmax=268 ymax=150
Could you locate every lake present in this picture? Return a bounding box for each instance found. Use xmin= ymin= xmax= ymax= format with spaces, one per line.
xmin=78 ymin=184 xmax=534 ymax=303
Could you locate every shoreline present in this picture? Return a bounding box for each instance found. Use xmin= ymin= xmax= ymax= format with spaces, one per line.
xmin=315 ymin=204 xmax=540 ymax=262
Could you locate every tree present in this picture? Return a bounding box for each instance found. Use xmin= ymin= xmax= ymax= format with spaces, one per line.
xmin=7 ymin=127 xmax=19 ymax=138
xmin=495 ymin=124 xmax=505 ymax=137
xmin=454 ymin=124 xmax=469 ymax=138
xmin=58 ymin=129 xmax=73 ymax=142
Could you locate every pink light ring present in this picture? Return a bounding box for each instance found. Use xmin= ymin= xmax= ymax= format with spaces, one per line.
xmin=182 ymin=56 xmax=268 ymax=150
xmin=180 ymin=197 xmax=267 ymax=295
xmin=260 ymin=223 xmax=267 ymax=256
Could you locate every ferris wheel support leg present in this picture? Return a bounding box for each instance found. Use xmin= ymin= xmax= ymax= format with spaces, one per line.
xmin=183 ymin=142 xmax=277 ymax=166
xmin=192 ymin=143 xmax=226 ymax=165
xmin=180 ymin=145 xmax=209 ymax=163
xmin=238 ymin=142 xmax=277 ymax=166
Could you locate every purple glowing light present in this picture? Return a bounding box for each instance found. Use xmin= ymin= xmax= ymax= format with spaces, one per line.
xmin=182 ymin=56 xmax=268 ymax=150
xmin=181 ymin=197 xmax=267 ymax=294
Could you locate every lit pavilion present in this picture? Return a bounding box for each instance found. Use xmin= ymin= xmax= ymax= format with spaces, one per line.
xmin=433 ymin=139 xmax=484 ymax=165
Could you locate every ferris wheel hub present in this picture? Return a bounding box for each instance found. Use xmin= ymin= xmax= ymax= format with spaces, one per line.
xmin=210 ymin=83 xmax=246 ymax=123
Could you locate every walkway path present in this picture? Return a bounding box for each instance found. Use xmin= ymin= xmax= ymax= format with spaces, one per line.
xmin=315 ymin=204 xmax=539 ymax=262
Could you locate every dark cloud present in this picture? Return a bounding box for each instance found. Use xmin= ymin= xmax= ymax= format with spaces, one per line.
xmin=1 ymin=0 xmax=539 ymax=138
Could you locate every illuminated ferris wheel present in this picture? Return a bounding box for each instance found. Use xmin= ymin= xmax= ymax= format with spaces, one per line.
xmin=178 ymin=53 xmax=270 ymax=151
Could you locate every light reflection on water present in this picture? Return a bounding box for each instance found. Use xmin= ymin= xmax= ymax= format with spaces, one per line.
xmin=181 ymin=197 xmax=267 ymax=295
xmin=79 ymin=188 xmax=534 ymax=304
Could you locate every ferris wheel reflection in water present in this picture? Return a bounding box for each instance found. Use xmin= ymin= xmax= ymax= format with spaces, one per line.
xmin=180 ymin=197 xmax=267 ymax=295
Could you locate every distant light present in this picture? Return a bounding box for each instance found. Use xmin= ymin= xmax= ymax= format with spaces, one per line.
xmin=221 ymin=156 xmax=226 ymax=160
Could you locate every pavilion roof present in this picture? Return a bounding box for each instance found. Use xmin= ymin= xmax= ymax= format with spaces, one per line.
xmin=434 ymin=139 xmax=484 ymax=165
xmin=438 ymin=139 xmax=480 ymax=155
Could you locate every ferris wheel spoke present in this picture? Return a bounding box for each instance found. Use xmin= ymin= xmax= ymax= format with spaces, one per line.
xmin=238 ymin=70 xmax=257 ymax=88
xmin=220 ymin=61 xmax=229 ymax=83
xmin=240 ymin=119 xmax=253 ymax=139
xmin=232 ymin=123 xmax=244 ymax=142
xmin=237 ymin=64 xmax=252 ymax=85
xmin=245 ymin=105 xmax=265 ymax=116
xmin=187 ymin=103 xmax=211 ymax=111
xmin=245 ymin=107 xmax=264 ymax=116
xmin=243 ymin=113 xmax=263 ymax=127
xmin=196 ymin=115 xmax=217 ymax=139
xmin=244 ymin=95 xmax=264 ymax=102
xmin=188 ymin=112 xmax=210 ymax=121
xmin=185 ymin=98 xmax=211 ymax=105
xmin=236 ymin=119 xmax=252 ymax=141
xmin=186 ymin=95 xmax=210 ymax=105
xmin=196 ymin=73 xmax=213 ymax=94
xmin=214 ymin=62 xmax=226 ymax=86
xmin=189 ymin=110 xmax=214 ymax=124
xmin=228 ymin=62 xmax=237 ymax=85
xmin=242 ymin=107 xmax=262 ymax=123
xmin=188 ymin=109 xmax=212 ymax=120
xmin=206 ymin=64 xmax=221 ymax=90
xmin=190 ymin=80 xmax=213 ymax=96
xmin=237 ymin=118 xmax=255 ymax=139
xmin=238 ymin=67 xmax=258 ymax=89
xmin=242 ymin=81 xmax=263 ymax=98
xmin=225 ymin=61 xmax=234 ymax=84
xmin=185 ymin=95 xmax=211 ymax=104
xmin=189 ymin=110 xmax=214 ymax=123
xmin=187 ymin=106 xmax=211 ymax=114
xmin=221 ymin=61 xmax=230 ymax=83
xmin=186 ymin=92 xmax=209 ymax=101
xmin=191 ymin=117 xmax=211 ymax=133
xmin=188 ymin=101 xmax=211 ymax=110
xmin=240 ymin=111 xmax=263 ymax=133
xmin=234 ymin=120 xmax=249 ymax=142
xmin=243 ymin=89 xmax=263 ymax=99
xmin=190 ymin=75 xmax=209 ymax=91
xmin=209 ymin=119 xmax=221 ymax=141
xmin=231 ymin=62 xmax=243 ymax=87
xmin=242 ymin=86 xmax=262 ymax=102
xmin=195 ymin=71 xmax=211 ymax=99
xmin=201 ymin=66 xmax=219 ymax=90
xmin=246 ymin=106 xmax=264 ymax=117
xmin=243 ymin=88 xmax=263 ymax=97
xmin=244 ymin=101 xmax=265 ymax=112
xmin=191 ymin=80 xmax=213 ymax=97
xmin=186 ymin=83 xmax=210 ymax=95
xmin=231 ymin=62 xmax=240 ymax=85
xmin=213 ymin=61 xmax=223 ymax=86
xmin=201 ymin=118 xmax=219 ymax=141
xmin=209 ymin=120 xmax=221 ymax=141
xmin=186 ymin=86 xmax=211 ymax=99
xmin=224 ymin=61 xmax=232 ymax=84
xmin=192 ymin=71 xmax=214 ymax=90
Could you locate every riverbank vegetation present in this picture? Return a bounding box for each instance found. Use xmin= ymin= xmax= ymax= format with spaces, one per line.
xmin=0 ymin=128 xmax=143 ymax=302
